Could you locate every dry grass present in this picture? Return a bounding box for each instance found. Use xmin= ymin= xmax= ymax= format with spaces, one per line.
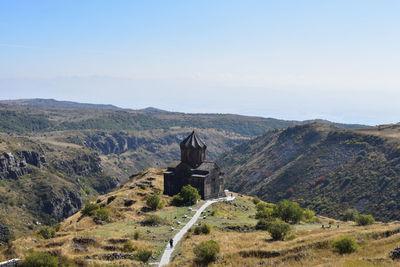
xmin=2 ymin=168 xmax=184 ymax=266
xmin=168 ymin=199 xmax=400 ymax=267
xmin=5 ymin=168 xmax=400 ymax=266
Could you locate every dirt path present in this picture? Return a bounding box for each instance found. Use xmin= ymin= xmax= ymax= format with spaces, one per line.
xmin=158 ymin=195 xmax=235 ymax=267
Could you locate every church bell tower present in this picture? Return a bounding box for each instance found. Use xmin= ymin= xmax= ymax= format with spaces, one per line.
xmin=180 ymin=131 xmax=206 ymax=167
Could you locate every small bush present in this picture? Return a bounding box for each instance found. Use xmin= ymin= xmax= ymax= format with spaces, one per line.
xmin=255 ymin=218 xmax=270 ymax=230
xmin=54 ymin=223 xmax=61 ymax=232
xmin=171 ymin=185 xmax=200 ymax=206
xmin=255 ymin=202 xmax=275 ymax=220
xmin=81 ymin=202 xmax=100 ymax=217
xmin=332 ymin=236 xmax=358 ymax=254
xmin=252 ymin=197 xmax=261 ymax=204
xmin=342 ymin=208 xmax=358 ymax=222
xmin=93 ymin=208 xmax=110 ymax=222
xmin=146 ymin=194 xmax=162 ymax=211
xmin=20 ymin=252 xmax=59 ymax=267
xmin=141 ymin=215 xmax=165 ymax=226
xmin=123 ymin=241 xmax=135 ymax=252
xmin=133 ymin=231 xmax=140 ymax=240
xmin=37 ymin=226 xmax=56 ymax=239
xmin=355 ymin=214 xmax=375 ymax=226
xmin=136 ymin=248 xmax=152 ymax=263
xmin=193 ymin=224 xmax=211 ymax=235
xmin=303 ymin=209 xmax=315 ymax=221
xmin=193 ymin=240 xmax=220 ymax=263
xmin=266 ymin=219 xmax=291 ymax=241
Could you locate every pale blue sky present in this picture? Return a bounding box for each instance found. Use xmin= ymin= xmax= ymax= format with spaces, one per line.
xmin=1 ymin=1 xmax=399 ymax=125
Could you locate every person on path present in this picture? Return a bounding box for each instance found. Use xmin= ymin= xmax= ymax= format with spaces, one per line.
xmin=169 ymin=238 xmax=173 ymax=248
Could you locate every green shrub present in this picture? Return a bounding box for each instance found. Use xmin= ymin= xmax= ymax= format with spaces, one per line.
xmin=37 ymin=226 xmax=56 ymax=239
xmin=146 ymin=194 xmax=163 ymax=210
xmin=81 ymin=202 xmax=100 ymax=217
xmin=193 ymin=240 xmax=220 ymax=263
xmin=303 ymin=208 xmax=316 ymax=222
xmin=252 ymin=197 xmax=261 ymax=204
xmin=332 ymin=236 xmax=358 ymax=254
xmin=193 ymin=224 xmax=211 ymax=235
xmin=20 ymin=252 xmax=59 ymax=267
xmin=136 ymin=248 xmax=152 ymax=263
xmin=342 ymin=208 xmax=358 ymax=222
xmin=94 ymin=208 xmax=110 ymax=222
xmin=355 ymin=214 xmax=375 ymax=226
xmin=141 ymin=215 xmax=165 ymax=226
xmin=54 ymin=223 xmax=61 ymax=232
xmin=266 ymin=219 xmax=291 ymax=241
xmin=123 ymin=241 xmax=135 ymax=252
xmin=255 ymin=218 xmax=270 ymax=230
xmin=255 ymin=201 xmax=275 ymax=219
xmin=171 ymin=185 xmax=200 ymax=206
xmin=273 ymin=200 xmax=304 ymax=223
xmin=133 ymin=231 xmax=140 ymax=240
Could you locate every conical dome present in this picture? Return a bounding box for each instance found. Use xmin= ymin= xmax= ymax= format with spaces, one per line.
xmin=180 ymin=131 xmax=207 ymax=167
xmin=180 ymin=131 xmax=207 ymax=149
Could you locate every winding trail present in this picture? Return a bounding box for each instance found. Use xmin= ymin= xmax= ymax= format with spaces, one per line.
xmin=158 ymin=195 xmax=235 ymax=267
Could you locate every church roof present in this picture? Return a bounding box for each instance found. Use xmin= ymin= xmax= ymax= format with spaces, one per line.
xmin=180 ymin=131 xmax=207 ymax=149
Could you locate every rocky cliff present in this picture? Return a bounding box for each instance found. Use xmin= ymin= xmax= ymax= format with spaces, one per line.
xmin=0 ymin=136 xmax=120 ymax=239
xmin=0 ymin=151 xmax=46 ymax=180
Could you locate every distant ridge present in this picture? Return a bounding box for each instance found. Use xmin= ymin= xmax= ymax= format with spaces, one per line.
xmin=139 ymin=107 xmax=169 ymax=113
xmin=0 ymin=98 xmax=123 ymax=110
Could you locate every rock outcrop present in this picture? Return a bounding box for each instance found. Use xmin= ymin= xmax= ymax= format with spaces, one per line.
xmin=83 ymin=132 xmax=180 ymax=155
xmin=0 ymin=151 xmax=47 ymax=180
xmin=42 ymin=189 xmax=83 ymax=221
xmin=0 ymin=222 xmax=13 ymax=246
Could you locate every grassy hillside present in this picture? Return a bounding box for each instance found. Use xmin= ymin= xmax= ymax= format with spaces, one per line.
xmin=0 ymin=99 xmax=366 ymax=136
xmin=0 ymin=103 xmax=298 ymax=136
xmin=3 ymin=169 xmax=400 ymax=266
xmin=1 ymin=169 xmax=201 ymax=265
xmin=218 ymin=123 xmax=400 ymax=222
xmin=170 ymin=196 xmax=400 ymax=267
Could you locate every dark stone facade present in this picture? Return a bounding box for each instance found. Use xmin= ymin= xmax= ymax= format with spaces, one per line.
xmin=163 ymin=131 xmax=225 ymax=200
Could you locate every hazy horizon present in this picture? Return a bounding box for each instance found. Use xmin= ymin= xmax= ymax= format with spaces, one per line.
xmin=1 ymin=1 xmax=399 ymax=126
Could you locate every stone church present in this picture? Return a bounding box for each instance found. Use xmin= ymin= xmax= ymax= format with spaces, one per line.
xmin=163 ymin=131 xmax=225 ymax=200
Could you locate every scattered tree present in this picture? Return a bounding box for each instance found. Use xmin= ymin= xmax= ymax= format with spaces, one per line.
xmin=266 ymin=219 xmax=291 ymax=241
xmin=172 ymin=185 xmax=200 ymax=206
xmin=93 ymin=208 xmax=110 ymax=222
xmin=332 ymin=236 xmax=358 ymax=254
xmin=136 ymin=248 xmax=152 ymax=263
xmin=20 ymin=252 xmax=59 ymax=267
xmin=255 ymin=218 xmax=270 ymax=230
xmin=256 ymin=202 xmax=274 ymax=220
xmin=342 ymin=208 xmax=358 ymax=222
xmin=303 ymin=209 xmax=316 ymax=222
xmin=273 ymin=200 xmax=304 ymax=223
xmin=193 ymin=240 xmax=220 ymax=264
xmin=193 ymin=223 xmax=211 ymax=235
xmin=146 ymin=194 xmax=163 ymax=210
xmin=81 ymin=202 xmax=100 ymax=217
xmin=37 ymin=226 xmax=56 ymax=239
xmin=355 ymin=214 xmax=375 ymax=226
